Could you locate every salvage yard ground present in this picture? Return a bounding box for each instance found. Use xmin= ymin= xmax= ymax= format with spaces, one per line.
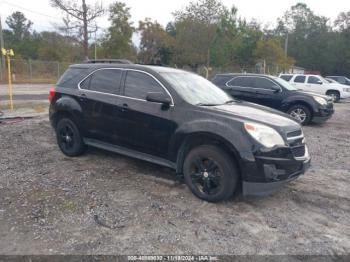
xmin=0 ymin=101 xmax=349 ymax=255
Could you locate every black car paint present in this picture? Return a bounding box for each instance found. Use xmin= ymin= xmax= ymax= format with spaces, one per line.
xmin=50 ymin=64 xmax=310 ymax=196
xmin=212 ymin=74 xmax=334 ymax=123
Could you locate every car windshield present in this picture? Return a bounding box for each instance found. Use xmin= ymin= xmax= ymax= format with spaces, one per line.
xmin=160 ymin=71 xmax=233 ymax=106
xmin=273 ymin=77 xmax=298 ymax=91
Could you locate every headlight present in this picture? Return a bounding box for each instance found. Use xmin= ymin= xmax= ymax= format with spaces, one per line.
xmin=313 ymin=96 xmax=327 ymax=105
xmin=244 ymin=122 xmax=285 ymax=148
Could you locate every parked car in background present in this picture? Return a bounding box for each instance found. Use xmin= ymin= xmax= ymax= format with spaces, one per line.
xmin=325 ymin=78 xmax=338 ymax=83
xmin=326 ymin=76 xmax=350 ymax=86
xmin=212 ymin=73 xmax=334 ymax=125
xmin=49 ymin=62 xmax=310 ymax=202
xmin=279 ymin=74 xmax=350 ymax=102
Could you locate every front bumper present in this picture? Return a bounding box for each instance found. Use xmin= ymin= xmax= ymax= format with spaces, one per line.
xmin=312 ymin=106 xmax=334 ymax=123
xmin=242 ymin=157 xmax=311 ymax=196
xmin=240 ymin=135 xmax=311 ymax=197
xmin=340 ymin=91 xmax=350 ymax=99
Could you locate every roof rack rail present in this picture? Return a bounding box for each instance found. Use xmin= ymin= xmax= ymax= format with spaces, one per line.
xmin=85 ymin=59 xmax=133 ymax=64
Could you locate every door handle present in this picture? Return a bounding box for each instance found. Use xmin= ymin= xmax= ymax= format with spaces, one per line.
xmin=121 ymin=103 xmax=128 ymax=112
xmin=79 ymin=93 xmax=87 ymax=101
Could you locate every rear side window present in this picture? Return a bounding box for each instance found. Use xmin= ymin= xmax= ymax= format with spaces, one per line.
xmin=89 ymin=69 xmax=122 ymax=94
xmin=280 ymin=75 xmax=293 ymax=81
xmin=124 ymin=71 xmax=165 ymax=100
xmin=227 ymin=77 xmax=254 ymax=88
xmin=57 ymin=67 xmax=88 ymax=88
xmin=294 ymin=76 xmax=306 ymax=83
xmin=212 ymin=75 xmax=233 ymax=86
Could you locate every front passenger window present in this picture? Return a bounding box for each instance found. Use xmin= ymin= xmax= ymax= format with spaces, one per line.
xmin=124 ymin=71 xmax=166 ymax=100
xmin=307 ymin=76 xmax=322 ymax=84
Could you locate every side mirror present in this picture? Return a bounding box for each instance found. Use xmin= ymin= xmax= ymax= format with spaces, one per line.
xmin=271 ymin=85 xmax=281 ymax=92
xmin=316 ymin=80 xmax=323 ymax=85
xmin=146 ymin=92 xmax=171 ymax=105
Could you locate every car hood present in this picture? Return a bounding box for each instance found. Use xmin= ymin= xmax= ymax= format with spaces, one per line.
xmin=207 ymin=101 xmax=300 ymax=130
xmin=326 ymin=83 xmax=350 ymax=90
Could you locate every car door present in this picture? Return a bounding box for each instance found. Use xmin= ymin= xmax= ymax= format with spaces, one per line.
xmin=306 ymin=76 xmax=326 ymax=95
xmin=251 ymin=77 xmax=283 ymax=109
xmin=291 ymin=75 xmax=307 ymax=91
xmin=225 ymin=76 xmax=257 ymax=102
xmin=115 ymin=70 xmax=177 ymax=158
xmin=78 ymin=68 xmax=122 ymax=144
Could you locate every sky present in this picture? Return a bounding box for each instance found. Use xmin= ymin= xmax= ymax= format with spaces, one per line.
xmin=0 ymin=0 xmax=349 ymax=34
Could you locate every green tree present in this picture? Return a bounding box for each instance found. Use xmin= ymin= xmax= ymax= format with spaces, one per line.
xmin=101 ymin=1 xmax=135 ymax=60
xmin=255 ymin=39 xmax=294 ymax=74
xmin=173 ymin=0 xmax=227 ymax=67
xmin=5 ymin=11 xmax=33 ymax=41
xmin=210 ymin=6 xmax=239 ymax=67
xmin=138 ymin=18 xmax=174 ymax=65
xmin=276 ymin=3 xmax=330 ymax=71
xmin=38 ymin=32 xmax=83 ymax=62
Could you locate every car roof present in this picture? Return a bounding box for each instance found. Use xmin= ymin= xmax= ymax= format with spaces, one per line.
xmin=70 ymin=63 xmax=188 ymax=75
xmin=215 ymin=73 xmax=275 ymax=78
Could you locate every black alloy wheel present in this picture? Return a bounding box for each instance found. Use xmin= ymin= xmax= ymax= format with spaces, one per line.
xmin=183 ymin=145 xmax=238 ymax=202
xmin=56 ymin=118 xmax=85 ymax=157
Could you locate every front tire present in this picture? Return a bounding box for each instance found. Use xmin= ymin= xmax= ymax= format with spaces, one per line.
xmin=287 ymin=104 xmax=312 ymax=125
xmin=56 ymin=118 xmax=85 ymax=157
xmin=183 ymin=145 xmax=239 ymax=202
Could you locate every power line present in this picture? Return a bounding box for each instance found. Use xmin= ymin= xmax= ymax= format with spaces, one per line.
xmin=1 ymin=1 xmax=62 ymax=21
xmin=0 ymin=1 xmax=107 ymax=31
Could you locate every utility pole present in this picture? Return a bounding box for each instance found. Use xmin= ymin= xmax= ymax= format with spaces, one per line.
xmin=0 ymin=15 xmax=5 ymax=81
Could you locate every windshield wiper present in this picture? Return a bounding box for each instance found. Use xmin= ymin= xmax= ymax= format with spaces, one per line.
xmin=195 ymin=103 xmax=219 ymax=106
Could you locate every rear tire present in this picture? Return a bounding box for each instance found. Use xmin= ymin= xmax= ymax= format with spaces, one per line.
xmin=287 ymin=104 xmax=312 ymax=125
xmin=56 ymin=118 xmax=85 ymax=157
xmin=326 ymin=91 xmax=340 ymax=103
xmin=183 ymin=145 xmax=239 ymax=202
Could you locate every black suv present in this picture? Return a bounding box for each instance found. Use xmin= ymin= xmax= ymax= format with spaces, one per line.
xmin=49 ymin=63 xmax=310 ymax=202
xmin=212 ymin=74 xmax=334 ymax=125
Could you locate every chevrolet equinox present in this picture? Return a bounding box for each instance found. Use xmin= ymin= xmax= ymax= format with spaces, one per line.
xmin=49 ymin=62 xmax=311 ymax=202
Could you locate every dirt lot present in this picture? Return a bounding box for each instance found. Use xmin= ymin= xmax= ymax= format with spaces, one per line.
xmin=0 ymin=102 xmax=349 ymax=256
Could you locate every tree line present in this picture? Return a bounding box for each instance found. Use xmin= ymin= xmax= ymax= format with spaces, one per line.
xmin=2 ymin=0 xmax=350 ymax=76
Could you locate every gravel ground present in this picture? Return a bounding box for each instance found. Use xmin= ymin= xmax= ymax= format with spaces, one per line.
xmin=0 ymin=102 xmax=349 ymax=256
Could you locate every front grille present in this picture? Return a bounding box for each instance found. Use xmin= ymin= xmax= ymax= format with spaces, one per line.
xmin=291 ymin=145 xmax=306 ymax=157
xmin=287 ymin=130 xmax=302 ymax=138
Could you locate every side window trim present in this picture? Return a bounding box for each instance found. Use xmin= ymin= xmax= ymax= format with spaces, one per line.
xmin=78 ymin=68 xmax=174 ymax=106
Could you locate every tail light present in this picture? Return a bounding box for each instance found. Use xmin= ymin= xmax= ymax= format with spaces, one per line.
xmin=49 ymin=87 xmax=56 ymax=103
